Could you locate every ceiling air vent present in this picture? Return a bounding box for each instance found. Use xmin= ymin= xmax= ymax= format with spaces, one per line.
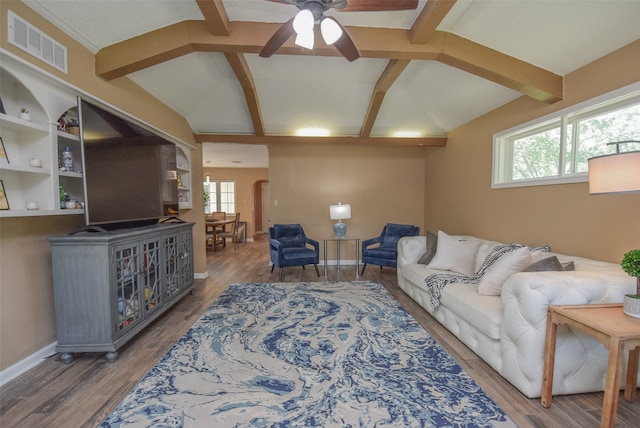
xmin=8 ymin=11 xmax=68 ymax=74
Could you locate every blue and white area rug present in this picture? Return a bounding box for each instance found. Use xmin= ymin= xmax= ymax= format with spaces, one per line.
xmin=101 ymin=281 xmax=516 ymax=427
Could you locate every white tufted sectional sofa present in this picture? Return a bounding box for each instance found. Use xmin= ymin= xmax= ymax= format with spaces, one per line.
xmin=396 ymin=234 xmax=639 ymax=398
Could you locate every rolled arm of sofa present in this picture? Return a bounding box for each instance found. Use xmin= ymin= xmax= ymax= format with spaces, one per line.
xmin=396 ymin=236 xmax=427 ymax=290
xmin=397 ymin=236 xmax=427 ymax=267
xmin=500 ymin=270 xmax=636 ymax=398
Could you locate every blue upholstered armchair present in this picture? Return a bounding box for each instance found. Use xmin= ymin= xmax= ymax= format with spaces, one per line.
xmin=361 ymin=223 xmax=420 ymax=275
xmin=269 ymin=224 xmax=320 ymax=281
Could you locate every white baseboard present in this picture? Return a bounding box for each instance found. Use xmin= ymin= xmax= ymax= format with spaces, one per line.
xmin=0 ymin=342 xmax=57 ymax=387
xmin=194 ymin=271 xmax=209 ymax=280
xmin=324 ymin=259 xmax=358 ymax=266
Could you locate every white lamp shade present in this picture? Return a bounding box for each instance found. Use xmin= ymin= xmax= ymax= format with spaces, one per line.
xmin=321 ymin=17 xmax=343 ymax=45
xmin=330 ymin=203 xmax=351 ymax=220
xmin=588 ymin=151 xmax=640 ymax=194
xmin=293 ymin=9 xmax=314 ymax=35
xmin=295 ymin=31 xmax=314 ymax=50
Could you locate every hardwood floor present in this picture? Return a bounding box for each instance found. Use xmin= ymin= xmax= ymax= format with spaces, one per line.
xmin=1 ymin=234 xmax=638 ymax=427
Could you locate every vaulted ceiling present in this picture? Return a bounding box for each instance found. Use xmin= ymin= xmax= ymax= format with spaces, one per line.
xmin=26 ymin=0 xmax=640 ymax=167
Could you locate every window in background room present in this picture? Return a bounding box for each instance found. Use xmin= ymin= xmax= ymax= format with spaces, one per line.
xmin=204 ymin=180 xmax=235 ymax=214
xmin=493 ymin=83 xmax=640 ymax=188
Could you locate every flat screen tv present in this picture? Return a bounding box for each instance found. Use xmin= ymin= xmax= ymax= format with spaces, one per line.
xmin=79 ymin=98 xmax=179 ymax=230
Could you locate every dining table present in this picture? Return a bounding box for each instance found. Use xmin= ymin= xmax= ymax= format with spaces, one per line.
xmin=205 ymin=218 xmax=236 ymax=252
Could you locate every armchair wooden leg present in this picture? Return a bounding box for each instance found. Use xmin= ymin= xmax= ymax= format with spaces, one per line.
xmin=361 ymin=264 xmax=367 ymax=275
xmin=271 ymin=264 xmax=275 ymax=273
xmin=313 ymin=264 xmax=320 ymax=277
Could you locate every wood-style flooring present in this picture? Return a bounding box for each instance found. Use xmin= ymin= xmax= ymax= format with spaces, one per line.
xmin=1 ymin=234 xmax=638 ymax=427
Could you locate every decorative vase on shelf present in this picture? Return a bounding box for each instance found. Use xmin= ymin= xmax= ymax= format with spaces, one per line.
xmin=621 ymin=249 xmax=640 ymax=318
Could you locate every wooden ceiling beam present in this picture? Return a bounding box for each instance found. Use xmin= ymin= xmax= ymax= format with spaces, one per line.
xmin=360 ymin=59 xmax=411 ymax=137
xmin=410 ymin=0 xmax=457 ymax=43
xmin=194 ymin=134 xmax=447 ymax=147
xmin=224 ymin=52 xmax=265 ymax=137
xmin=196 ymin=0 xmax=230 ymax=36
xmin=95 ymin=21 xmax=562 ymax=103
xmin=436 ymin=32 xmax=564 ymax=103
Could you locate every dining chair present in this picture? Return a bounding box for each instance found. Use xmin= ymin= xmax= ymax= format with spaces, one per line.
xmin=217 ymin=212 xmax=241 ymax=251
xmin=211 ymin=211 xmax=226 ymax=221
xmin=205 ymin=212 xmax=227 ymax=249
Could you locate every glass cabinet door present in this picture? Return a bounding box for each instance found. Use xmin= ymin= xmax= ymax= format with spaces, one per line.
xmin=141 ymin=237 xmax=162 ymax=316
xmin=113 ymin=242 xmax=142 ymax=337
xmin=164 ymin=233 xmax=180 ymax=299
xmin=178 ymin=230 xmax=193 ymax=293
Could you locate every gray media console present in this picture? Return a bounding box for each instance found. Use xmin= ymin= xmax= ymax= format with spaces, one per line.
xmin=48 ymin=222 xmax=195 ymax=363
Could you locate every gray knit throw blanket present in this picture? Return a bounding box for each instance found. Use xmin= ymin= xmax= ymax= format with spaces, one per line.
xmin=424 ymin=244 xmax=524 ymax=309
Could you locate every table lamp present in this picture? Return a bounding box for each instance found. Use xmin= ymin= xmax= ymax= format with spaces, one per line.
xmin=588 ymin=142 xmax=640 ymax=318
xmin=588 ymin=144 xmax=640 ymax=195
xmin=330 ymin=203 xmax=351 ymax=238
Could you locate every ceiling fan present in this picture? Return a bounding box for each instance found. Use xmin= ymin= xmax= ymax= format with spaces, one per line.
xmin=259 ymin=0 xmax=419 ymax=62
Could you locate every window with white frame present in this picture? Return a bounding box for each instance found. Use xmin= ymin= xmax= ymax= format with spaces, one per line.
xmin=204 ymin=180 xmax=235 ymax=214
xmin=493 ymin=83 xmax=640 ymax=188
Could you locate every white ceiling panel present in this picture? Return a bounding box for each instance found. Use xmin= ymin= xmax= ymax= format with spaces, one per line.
xmin=26 ymin=0 xmax=204 ymax=52
xmin=373 ymin=61 xmax=521 ymax=136
xmin=248 ymin=55 xmax=387 ymax=135
xmin=203 ymin=143 xmax=268 ymax=168
xmin=443 ymin=0 xmax=640 ymax=74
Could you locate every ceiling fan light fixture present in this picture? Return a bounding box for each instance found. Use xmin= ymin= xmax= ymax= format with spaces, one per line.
xmin=321 ymin=17 xmax=343 ymax=45
xmin=295 ymin=30 xmax=315 ymax=50
xmin=293 ymin=9 xmax=314 ymax=35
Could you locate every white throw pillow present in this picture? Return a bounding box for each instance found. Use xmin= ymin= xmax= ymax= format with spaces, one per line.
xmin=428 ymin=231 xmax=482 ymax=277
xmin=477 ymin=246 xmax=533 ymax=296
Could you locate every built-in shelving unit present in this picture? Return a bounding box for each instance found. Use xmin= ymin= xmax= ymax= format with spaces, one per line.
xmin=0 ymin=64 xmax=77 ymax=216
xmin=176 ymin=146 xmax=191 ymax=209
xmin=0 ymin=51 xmax=194 ymax=217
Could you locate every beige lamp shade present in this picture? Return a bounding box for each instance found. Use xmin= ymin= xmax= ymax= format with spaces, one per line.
xmin=330 ymin=203 xmax=351 ymax=220
xmin=588 ymin=151 xmax=640 ymax=195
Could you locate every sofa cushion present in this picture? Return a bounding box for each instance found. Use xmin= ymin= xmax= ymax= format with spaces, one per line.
xmin=478 ymin=246 xmax=533 ymax=296
xmin=417 ymin=231 xmax=438 ymax=265
xmin=440 ymin=283 xmax=503 ymax=340
xmin=428 ymin=231 xmax=482 ymax=276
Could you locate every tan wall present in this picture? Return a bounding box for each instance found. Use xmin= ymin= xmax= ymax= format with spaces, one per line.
xmin=0 ymin=216 xmax=85 ymax=371
xmin=268 ymin=144 xmax=426 ymax=260
xmin=203 ymin=167 xmax=270 ymax=239
xmin=424 ymin=40 xmax=640 ymax=263
xmin=0 ymin=2 xmax=205 ymax=372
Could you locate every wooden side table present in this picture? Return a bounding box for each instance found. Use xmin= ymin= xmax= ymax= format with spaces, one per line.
xmin=541 ymin=304 xmax=640 ymax=428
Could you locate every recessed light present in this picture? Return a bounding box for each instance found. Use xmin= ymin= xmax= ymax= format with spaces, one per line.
xmin=392 ymin=130 xmax=422 ymax=138
xmin=296 ymin=127 xmax=330 ymax=137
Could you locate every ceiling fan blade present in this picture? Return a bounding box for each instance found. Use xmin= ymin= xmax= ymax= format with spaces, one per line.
xmin=265 ymin=0 xmax=417 ymax=12
xmin=332 ymin=21 xmax=360 ymax=62
xmin=259 ymin=18 xmax=296 ymax=58
xmin=339 ymin=0 xmax=419 ymax=12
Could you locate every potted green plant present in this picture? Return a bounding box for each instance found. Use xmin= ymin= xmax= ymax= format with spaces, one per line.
xmin=66 ymin=118 xmax=80 ymax=136
xmin=19 ymin=108 xmax=31 ymax=121
xmin=621 ymin=249 xmax=640 ymax=318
